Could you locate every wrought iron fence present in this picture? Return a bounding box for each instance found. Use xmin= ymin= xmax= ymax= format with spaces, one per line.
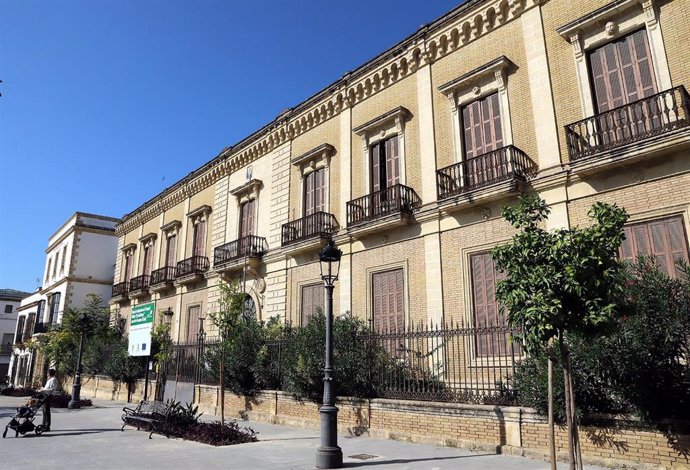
xmin=150 ymin=266 xmax=176 ymax=285
xmin=176 ymin=256 xmax=209 ymax=277
xmin=565 ymin=86 xmax=690 ymax=161
xmin=161 ymin=322 xmax=522 ymax=404
xmin=112 ymin=281 xmax=129 ymax=297
xmin=129 ymin=274 xmax=150 ymax=291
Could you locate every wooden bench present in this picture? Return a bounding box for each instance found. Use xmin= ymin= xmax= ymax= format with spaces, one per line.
xmin=121 ymin=400 xmax=172 ymax=438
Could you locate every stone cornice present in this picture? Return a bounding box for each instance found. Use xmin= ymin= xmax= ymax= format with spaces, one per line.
xmin=438 ymin=56 xmax=513 ymax=95
xmin=230 ymin=179 xmax=263 ymax=198
xmin=115 ymin=0 xmax=546 ymax=237
xmin=160 ymin=220 xmax=182 ymax=233
xmin=291 ymin=144 xmax=336 ymax=166
xmin=353 ymin=107 xmax=411 ymax=136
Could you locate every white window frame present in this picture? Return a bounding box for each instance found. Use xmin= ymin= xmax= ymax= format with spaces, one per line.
xmin=291 ymin=143 xmax=335 ymax=217
xmin=353 ymin=107 xmax=410 ymax=194
xmin=439 ymin=56 xmax=514 ymax=165
xmin=557 ymin=0 xmax=672 ymax=119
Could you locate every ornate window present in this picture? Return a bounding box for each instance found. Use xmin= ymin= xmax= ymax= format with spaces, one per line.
xmin=300 ymin=283 xmax=324 ymax=325
xmin=469 ymin=251 xmax=510 ymax=357
xmin=230 ymin=179 xmax=262 ymax=238
xmin=121 ymin=243 xmax=136 ymax=283
xmin=139 ymin=233 xmax=157 ymax=276
xmin=354 ymin=107 xmax=410 ymax=194
xmin=160 ymin=220 xmax=181 ymax=267
xmin=557 ymin=0 xmax=672 ymax=118
xmin=439 ymin=56 xmax=514 ymax=164
xmin=292 ymin=144 xmax=335 ymax=216
xmin=186 ymin=206 xmax=211 ymax=258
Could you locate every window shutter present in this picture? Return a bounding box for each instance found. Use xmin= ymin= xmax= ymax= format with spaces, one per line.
xmin=385 ymin=136 xmax=400 ymax=187
xmin=372 ymin=269 xmax=405 ymax=334
xmin=618 ymin=216 xmax=689 ymax=278
xmin=240 ymin=200 xmax=255 ymax=238
xmin=166 ymin=235 xmax=177 ymax=266
xmin=143 ymin=246 xmax=153 ymax=276
xmin=301 ymin=284 xmax=324 ymax=325
xmin=372 ymin=272 xmax=383 ymax=333
xmin=470 ymin=252 xmax=508 ymax=357
xmin=394 ymin=269 xmax=405 ymax=333
xmin=370 ymin=142 xmax=381 ymax=192
xmin=462 ymin=100 xmax=481 ymax=160
xmin=194 ymin=220 xmax=206 ymax=257
xmin=631 ymin=29 xmax=656 ymax=97
xmin=314 ymin=169 xmax=326 ymax=213
xmin=36 ymin=301 xmax=45 ymax=324
xmin=305 ymin=172 xmax=315 ymax=216
xmin=24 ymin=313 xmax=35 ymax=339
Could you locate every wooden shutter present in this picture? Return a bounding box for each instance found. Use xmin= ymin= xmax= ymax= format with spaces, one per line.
xmin=36 ymin=301 xmax=45 ymax=324
xmin=462 ymin=92 xmax=503 ymax=164
xmin=193 ymin=220 xmax=206 ymax=257
xmin=301 ymin=284 xmax=324 ymax=325
xmin=24 ymin=313 xmax=35 ymax=339
xmin=370 ymin=142 xmax=381 ymax=192
xmin=15 ymin=317 xmax=25 ymax=342
xmin=619 ymin=216 xmax=689 ymax=278
xmin=470 ymin=252 xmax=508 ymax=357
xmin=372 ymin=269 xmax=405 ymax=334
xmin=384 ymin=136 xmax=400 ymax=187
xmin=240 ymin=200 xmax=255 ymax=238
xmin=166 ymin=235 xmax=177 ymax=266
xmin=142 ymin=246 xmax=153 ymax=276
xmin=187 ymin=305 xmax=201 ymax=343
xmin=123 ymin=254 xmax=132 ymax=283
xmin=589 ymin=29 xmax=657 ymax=113
xmin=304 ymin=171 xmax=315 ymax=216
xmin=314 ymin=169 xmax=325 ymax=213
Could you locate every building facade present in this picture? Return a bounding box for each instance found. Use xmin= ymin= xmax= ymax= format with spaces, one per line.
xmin=0 ymin=289 xmax=30 ymax=380
xmin=111 ymin=0 xmax=690 ymax=348
xmin=8 ymin=212 xmax=119 ymax=387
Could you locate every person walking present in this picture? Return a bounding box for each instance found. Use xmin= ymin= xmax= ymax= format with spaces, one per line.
xmin=41 ymin=368 xmax=57 ymax=431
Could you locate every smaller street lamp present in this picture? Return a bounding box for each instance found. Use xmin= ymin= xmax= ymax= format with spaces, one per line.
xmin=68 ymin=312 xmax=91 ymax=409
xmin=315 ymin=238 xmax=343 ymax=469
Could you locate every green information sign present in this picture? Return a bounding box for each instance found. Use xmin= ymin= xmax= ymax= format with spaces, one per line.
xmin=129 ymin=302 xmax=155 ymax=357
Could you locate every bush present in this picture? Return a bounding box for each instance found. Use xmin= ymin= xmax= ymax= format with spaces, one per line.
xmin=513 ymin=258 xmax=690 ymax=421
xmin=50 ymin=393 xmax=92 ymax=408
xmin=0 ymin=387 xmax=36 ymax=397
xmin=281 ymin=312 xmax=389 ymax=402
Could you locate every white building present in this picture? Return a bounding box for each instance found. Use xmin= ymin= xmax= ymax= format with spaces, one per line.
xmin=8 ymin=212 xmax=119 ymax=386
xmin=0 ymin=289 xmax=30 ymax=380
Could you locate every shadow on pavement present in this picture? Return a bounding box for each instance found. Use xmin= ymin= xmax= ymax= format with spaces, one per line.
xmin=344 ymin=453 xmax=497 ymax=467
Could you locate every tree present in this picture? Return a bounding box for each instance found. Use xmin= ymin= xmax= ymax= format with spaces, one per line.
xmin=492 ymin=194 xmax=628 ymax=470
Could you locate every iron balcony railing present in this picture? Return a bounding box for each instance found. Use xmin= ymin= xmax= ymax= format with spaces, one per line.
xmin=436 ymin=145 xmax=537 ymax=201
xmin=281 ymin=212 xmax=339 ymax=246
xmin=176 ymin=256 xmax=209 ymax=277
xmin=150 ymin=266 xmax=176 ymax=285
xmin=566 ymin=86 xmax=690 ymax=161
xmin=33 ymin=322 xmax=51 ymax=334
xmin=214 ymin=235 xmax=268 ymax=267
xmin=347 ymin=183 xmax=422 ymax=227
xmin=112 ymin=281 xmax=129 ymax=297
xmin=129 ymin=274 xmax=150 ymax=292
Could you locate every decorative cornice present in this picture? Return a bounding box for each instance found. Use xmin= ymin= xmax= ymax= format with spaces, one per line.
xmin=230 ymin=179 xmax=263 ymax=198
xmin=291 ymin=143 xmax=336 ymax=166
xmin=556 ymin=0 xmax=639 ymax=38
xmin=353 ymin=107 xmax=411 ymax=136
xmin=139 ymin=232 xmax=157 ymax=243
xmin=186 ymin=205 xmax=212 ymax=219
xmin=160 ymin=220 xmax=182 ymax=233
xmin=115 ymin=0 xmax=545 ymax=236
xmin=122 ymin=243 xmax=137 ymax=253
xmin=438 ymin=56 xmax=513 ymax=95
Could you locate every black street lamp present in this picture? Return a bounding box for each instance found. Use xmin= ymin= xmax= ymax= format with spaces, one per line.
xmin=316 ymin=238 xmax=343 ymax=469
xmin=68 ymin=312 xmax=91 ymax=409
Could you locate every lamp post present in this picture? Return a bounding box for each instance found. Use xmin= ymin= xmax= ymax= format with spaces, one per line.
xmin=316 ymin=238 xmax=343 ymax=469
xmin=68 ymin=312 xmax=90 ymax=409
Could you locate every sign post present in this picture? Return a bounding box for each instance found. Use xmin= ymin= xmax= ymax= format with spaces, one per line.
xmin=129 ymin=302 xmax=155 ymax=400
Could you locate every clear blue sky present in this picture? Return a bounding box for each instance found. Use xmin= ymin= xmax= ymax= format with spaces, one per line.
xmin=0 ymin=0 xmax=462 ymax=292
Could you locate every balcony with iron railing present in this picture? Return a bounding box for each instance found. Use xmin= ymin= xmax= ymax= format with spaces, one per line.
xmin=111 ymin=281 xmax=129 ymax=303
xmin=175 ymin=256 xmax=209 ymax=284
xmin=214 ymin=235 xmax=268 ymax=273
xmin=33 ymin=321 xmax=52 ymax=335
xmin=129 ymin=274 xmax=151 ymax=299
xmin=436 ymin=145 xmax=537 ymax=203
xmin=150 ymin=266 xmax=177 ymax=292
xmin=565 ymin=86 xmax=690 ymax=164
xmin=281 ymin=212 xmax=339 ymax=250
xmin=346 ymin=184 xmax=422 ymax=232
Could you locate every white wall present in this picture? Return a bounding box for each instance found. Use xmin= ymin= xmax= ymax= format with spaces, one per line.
xmin=70 ymin=282 xmax=112 ymax=309
xmin=73 ymin=231 xmax=117 ymax=282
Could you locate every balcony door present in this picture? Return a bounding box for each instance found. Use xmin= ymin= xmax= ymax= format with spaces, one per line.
xmin=461 ymin=93 xmax=505 ymax=188
xmin=239 ymin=199 xmax=256 ymax=256
xmin=165 ymin=234 xmax=177 ymax=267
xmin=370 ymin=136 xmax=400 ymax=193
xmin=304 ymin=169 xmax=326 ymax=216
xmin=588 ymin=29 xmax=659 ymax=141
xmin=142 ymin=245 xmax=153 ymax=277
xmin=192 ymin=220 xmax=206 ymax=258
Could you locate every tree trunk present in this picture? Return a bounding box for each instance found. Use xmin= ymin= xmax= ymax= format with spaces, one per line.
xmin=548 ymin=344 xmax=557 ymax=470
xmin=220 ymin=345 xmax=225 ymax=428
xmin=559 ymin=333 xmax=576 ymax=470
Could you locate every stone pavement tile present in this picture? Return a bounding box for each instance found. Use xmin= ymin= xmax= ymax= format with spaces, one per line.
xmin=0 ymin=396 xmax=608 ymax=470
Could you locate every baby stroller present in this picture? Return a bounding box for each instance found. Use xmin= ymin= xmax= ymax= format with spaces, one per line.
xmin=2 ymin=391 xmax=49 ymax=438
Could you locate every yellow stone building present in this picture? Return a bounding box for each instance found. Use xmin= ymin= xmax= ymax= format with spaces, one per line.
xmin=110 ymin=0 xmax=690 ymax=347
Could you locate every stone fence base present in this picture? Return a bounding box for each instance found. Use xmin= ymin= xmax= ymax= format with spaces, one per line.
xmin=73 ymin=376 xmax=690 ymax=469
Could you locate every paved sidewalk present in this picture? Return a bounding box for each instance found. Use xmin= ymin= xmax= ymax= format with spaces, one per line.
xmin=0 ymin=396 xmax=607 ymax=470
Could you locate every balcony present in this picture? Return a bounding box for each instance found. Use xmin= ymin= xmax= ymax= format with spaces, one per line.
xmin=346 ymin=184 xmax=422 ymax=235
xmin=214 ymin=235 xmax=268 ymax=274
xmin=110 ymin=281 xmax=129 ymax=303
xmin=128 ymin=274 xmax=151 ymax=299
xmin=150 ymin=266 xmax=176 ymax=293
xmin=436 ymin=145 xmax=537 ymax=206
xmin=565 ymin=86 xmax=690 ymax=170
xmin=175 ymin=256 xmax=209 ymax=285
xmin=281 ymin=212 xmax=339 ymax=253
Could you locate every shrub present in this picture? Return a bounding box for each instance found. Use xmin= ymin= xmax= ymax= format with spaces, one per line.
xmin=0 ymin=387 xmax=36 ymax=397
xmin=281 ymin=312 xmax=389 ymax=402
xmin=513 ymin=258 xmax=690 ymax=422
xmin=50 ymin=393 xmax=92 ymax=408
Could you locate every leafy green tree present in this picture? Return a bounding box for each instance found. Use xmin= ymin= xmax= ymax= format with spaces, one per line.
xmin=103 ymin=336 xmax=144 ymax=402
xmin=492 ymin=194 xmax=628 ymax=470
